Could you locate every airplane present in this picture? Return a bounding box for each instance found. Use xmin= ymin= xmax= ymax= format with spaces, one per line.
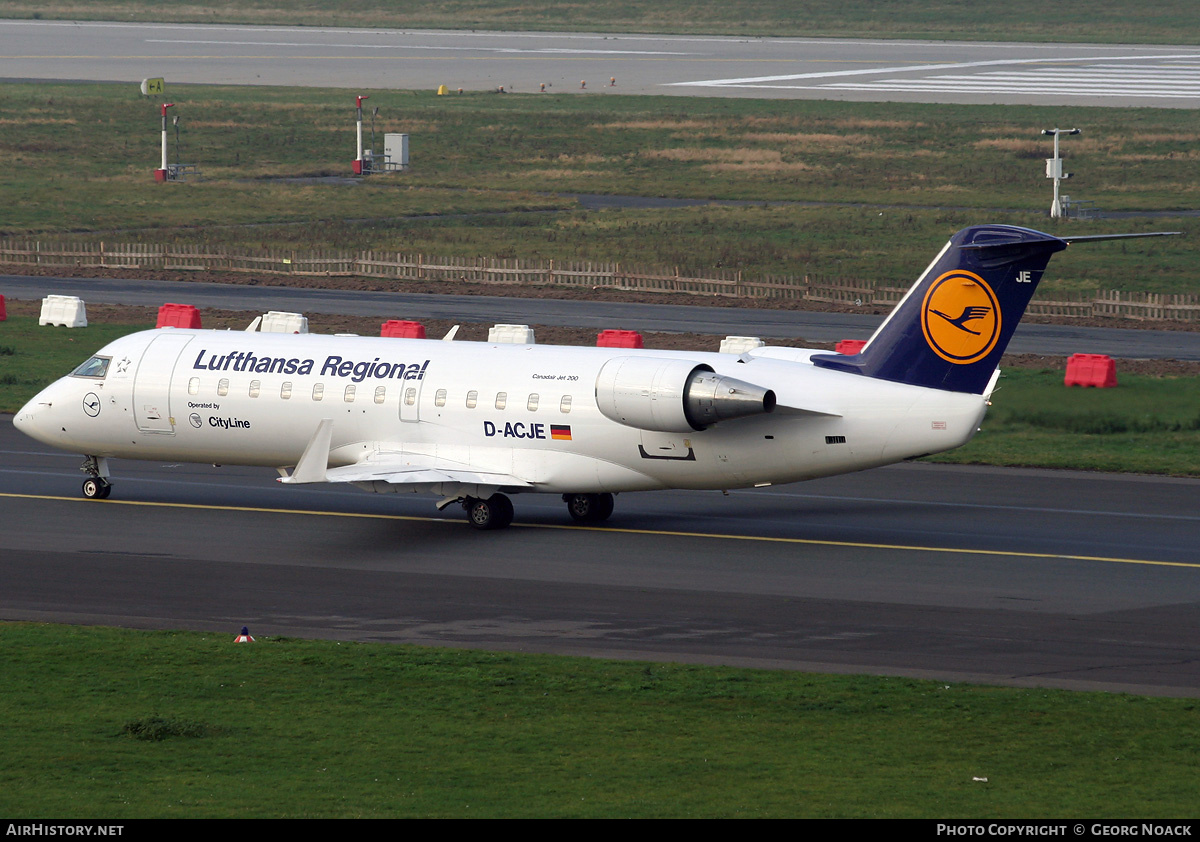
xmin=12 ymin=224 xmax=1176 ymax=530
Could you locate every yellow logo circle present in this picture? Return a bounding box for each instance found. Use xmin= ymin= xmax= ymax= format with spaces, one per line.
xmin=921 ymin=271 xmax=1001 ymax=365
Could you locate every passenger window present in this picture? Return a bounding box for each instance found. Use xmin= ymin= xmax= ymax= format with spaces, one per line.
xmin=527 ymin=393 xmax=539 ymax=411
xmin=217 ymin=378 xmax=230 ymax=397
xmin=405 ymin=387 xmax=416 ymax=406
xmin=249 ymin=380 xmax=261 ymax=398
xmin=188 ymin=377 xmax=200 ymax=395
xmin=281 ymin=382 xmax=292 ymax=400
xmin=560 ymin=396 xmax=572 ymax=414
xmin=495 ymin=392 xmax=507 ymax=410
xmin=435 ymin=389 xmax=447 ymax=407
xmin=344 ymin=385 xmax=356 ymax=403
xmin=374 ymin=386 xmax=386 ymax=405
xmin=466 ymin=390 xmax=478 ymax=409
xmin=312 ymin=383 xmax=324 ymax=402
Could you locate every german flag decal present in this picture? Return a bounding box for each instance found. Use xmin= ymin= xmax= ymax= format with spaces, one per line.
xmin=550 ymin=425 xmax=572 ymax=441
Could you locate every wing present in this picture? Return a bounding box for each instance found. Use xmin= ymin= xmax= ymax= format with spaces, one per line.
xmin=277 ymin=419 xmax=534 ymax=495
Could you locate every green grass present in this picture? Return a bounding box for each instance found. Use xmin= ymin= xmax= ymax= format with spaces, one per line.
xmin=1 ymin=82 xmax=1197 ymax=294
xmin=2 ymin=621 xmax=1198 ymax=817
xmin=0 ymin=318 xmax=151 ymax=410
xmin=9 ymin=0 xmax=1200 ymax=44
xmin=927 ymin=369 xmax=1200 ymax=475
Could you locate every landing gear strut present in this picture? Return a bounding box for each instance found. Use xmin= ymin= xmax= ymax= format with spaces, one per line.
xmin=80 ymin=456 xmax=112 ymax=499
xmin=564 ymin=492 xmax=614 ymax=524
xmin=463 ymin=493 xmax=514 ymax=530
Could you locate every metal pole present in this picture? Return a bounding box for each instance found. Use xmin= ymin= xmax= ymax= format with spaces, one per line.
xmin=1051 ymin=131 xmax=1061 ymax=218
xmin=355 ymin=95 xmax=368 ymax=165
xmin=160 ymin=103 xmax=174 ymax=175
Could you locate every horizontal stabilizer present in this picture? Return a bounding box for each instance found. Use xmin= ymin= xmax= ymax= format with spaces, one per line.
xmin=1059 ymin=231 xmax=1181 ymax=244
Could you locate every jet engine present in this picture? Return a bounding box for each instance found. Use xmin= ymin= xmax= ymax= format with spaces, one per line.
xmin=595 ymin=356 xmax=776 ymax=433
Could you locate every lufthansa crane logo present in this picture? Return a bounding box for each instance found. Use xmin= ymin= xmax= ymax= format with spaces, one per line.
xmin=921 ymin=271 xmax=1001 ymax=365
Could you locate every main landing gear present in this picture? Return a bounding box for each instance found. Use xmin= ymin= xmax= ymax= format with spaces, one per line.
xmin=80 ymin=456 xmax=112 ymax=499
xmin=458 ymin=492 xmax=616 ymax=529
xmin=462 ymin=493 xmax=514 ymax=531
xmin=563 ymin=492 xmax=614 ymax=524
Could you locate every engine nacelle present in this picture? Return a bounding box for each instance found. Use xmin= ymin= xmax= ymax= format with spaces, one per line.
xmin=595 ymin=356 xmax=776 ymax=433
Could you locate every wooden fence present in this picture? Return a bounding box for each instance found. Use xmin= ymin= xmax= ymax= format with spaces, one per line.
xmin=2 ymin=240 xmax=1197 ymax=322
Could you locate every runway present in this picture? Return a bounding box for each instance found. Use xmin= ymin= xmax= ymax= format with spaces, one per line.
xmin=3 ymin=418 xmax=1199 ymax=696
xmin=5 ymin=274 xmax=1200 ymax=360
xmin=2 ymin=19 xmax=1200 ymax=106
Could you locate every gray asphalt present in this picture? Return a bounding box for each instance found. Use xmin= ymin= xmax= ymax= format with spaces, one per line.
xmin=3 ymin=418 xmax=1198 ymax=695
xmin=2 ymin=20 xmax=1200 ymax=107
xmin=4 ymin=274 xmax=1199 ymax=359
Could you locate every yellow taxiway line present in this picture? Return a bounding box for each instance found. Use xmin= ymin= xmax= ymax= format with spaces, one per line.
xmin=4 ymin=491 xmax=1196 ymax=570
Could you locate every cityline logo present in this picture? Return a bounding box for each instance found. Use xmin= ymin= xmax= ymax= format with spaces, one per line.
xmin=921 ymin=270 xmax=1001 ymax=365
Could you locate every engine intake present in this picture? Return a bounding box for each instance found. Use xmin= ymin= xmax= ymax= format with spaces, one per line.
xmin=595 ymin=356 xmax=775 ymax=433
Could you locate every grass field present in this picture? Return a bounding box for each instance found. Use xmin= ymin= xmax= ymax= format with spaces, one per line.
xmin=1 ymin=82 xmax=1197 ymax=294
xmin=927 ymin=368 xmax=1200 ymax=475
xmin=8 ymin=1 xmax=1200 ymax=44
xmin=2 ymin=622 xmax=1198 ymax=818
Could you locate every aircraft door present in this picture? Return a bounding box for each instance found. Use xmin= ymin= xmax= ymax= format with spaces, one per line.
xmin=133 ymin=333 xmax=194 ymax=434
xmin=399 ymin=378 xmax=423 ymax=423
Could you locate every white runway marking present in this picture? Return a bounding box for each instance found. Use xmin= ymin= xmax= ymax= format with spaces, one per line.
xmin=672 ymin=53 xmax=1200 ymax=100
xmin=144 ymin=38 xmax=693 ymax=56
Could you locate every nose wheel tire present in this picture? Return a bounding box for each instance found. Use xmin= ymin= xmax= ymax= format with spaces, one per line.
xmin=82 ymin=477 xmax=112 ymax=499
xmin=464 ymin=493 xmax=514 ymax=530
xmin=564 ymin=492 xmax=614 ymax=524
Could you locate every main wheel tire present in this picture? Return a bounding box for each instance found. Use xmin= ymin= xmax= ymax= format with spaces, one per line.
xmin=466 ymin=493 xmax=514 ymax=530
xmin=565 ymin=492 xmax=614 ymax=524
xmin=82 ymin=477 xmax=111 ymax=499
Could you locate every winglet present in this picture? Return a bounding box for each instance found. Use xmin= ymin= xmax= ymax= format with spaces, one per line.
xmin=279 ymin=419 xmax=333 ymax=484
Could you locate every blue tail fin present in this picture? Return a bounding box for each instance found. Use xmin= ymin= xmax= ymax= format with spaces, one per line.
xmin=811 ymin=224 xmax=1067 ymax=394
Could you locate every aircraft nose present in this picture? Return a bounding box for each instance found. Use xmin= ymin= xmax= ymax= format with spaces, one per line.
xmin=13 ymin=392 xmax=57 ymax=444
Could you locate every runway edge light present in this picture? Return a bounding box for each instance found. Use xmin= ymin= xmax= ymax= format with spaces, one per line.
xmin=235 ymin=626 xmax=255 ymax=643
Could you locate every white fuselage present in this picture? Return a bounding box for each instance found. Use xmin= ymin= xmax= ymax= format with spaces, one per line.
xmin=15 ymin=329 xmax=990 ymax=495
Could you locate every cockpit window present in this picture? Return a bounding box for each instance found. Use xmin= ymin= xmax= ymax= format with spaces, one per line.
xmin=71 ymin=356 xmax=111 ymax=379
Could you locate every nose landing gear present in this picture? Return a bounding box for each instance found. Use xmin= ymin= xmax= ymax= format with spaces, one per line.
xmin=82 ymin=476 xmax=112 ymax=499
xmin=80 ymin=455 xmax=112 ymax=499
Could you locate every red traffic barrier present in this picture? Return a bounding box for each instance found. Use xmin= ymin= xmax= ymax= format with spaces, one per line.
xmin=597 ymin=329 xmax=644 ymax=349
xmin=156 ymin=303 xmax=201 ymax=329
xmin=381 ymin=320 xmax=426 ymax=339
xmin=1065 ymin=353 xmax=1117 ymax=388
xmin=0 ymin=294 xmax=6 ymax=321
xmin=836 ymin=339 xmax=867 ymax=355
